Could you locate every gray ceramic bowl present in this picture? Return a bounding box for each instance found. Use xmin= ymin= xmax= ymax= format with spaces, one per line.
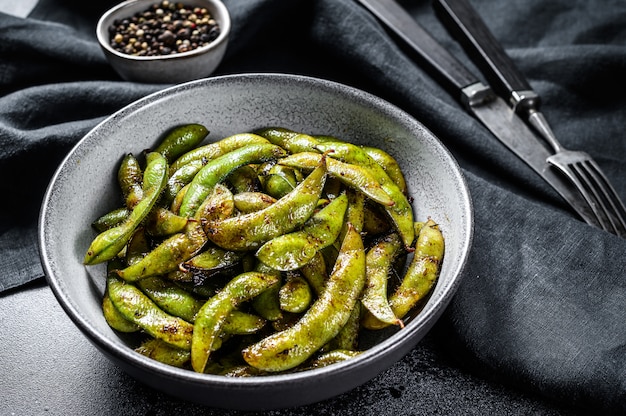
xmin=96 ymin=0 xmax=230 ymax=83
xmin=39 ymin=73 xmax=473 ymax=410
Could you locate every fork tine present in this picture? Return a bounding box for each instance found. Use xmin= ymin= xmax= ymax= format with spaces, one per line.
xmin=570 ymin=161 xmax=626 ymax=237
xmin=568 ymin=163 xmax=615 ymax=234
xmin=580 ymin=160 xmax=626 ymax=237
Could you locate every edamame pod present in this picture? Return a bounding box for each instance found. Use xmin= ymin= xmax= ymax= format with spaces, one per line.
xmin=118 ymin=153 xmax=143 ymax=209
xmin=298 ymin=251 xmax=328 ymax=296
xmin=116 ymin=221 xmax=207 ymax=281
xmin=179 ymin=143 xmax=287 ymax=218
xmin=84 ymin=152 xmax=168 ymax=265
xmin=222 ymin=310 xmax=267 ymax=335
xmin=145 ymin=207 xmax=188 ymax=237
xmin=309 ymin=349 xmax=361 ymax=368
xmin=255 ymin=127 xmax=320 ymax=154
xmin=191 ymin=271 xmax=280 ymax=373
xmin=164 ymin=159 xmax=205 ymax=205
xmin=205 ymin=159 xmax=328 ymax=251
xmin=91 ymin=207 xmax=130 ymax=232
xmin=278 ymin=272 xmax=312 ymax=313
xmin=278 ymin=152 xmax=395 ymax=207
xmin=135 ymin=338 xmax=191 ymax=368
xmin=227 ymin=165 xmax=262 ymax=193
xmin=169 ymin=133 xmax=269 ymax=174
xmin=361 ymin=232 xmax=404 ymax=328
xmin=153 ymin=123 xmax=209 ymax=163
xmin=233 ymin=192 xmax=277 ymax=213
xmin=388 ymin=219 xmax=444 ymax=321
xmin=242 ymin=223 xmax=366 ymax=372
xmin=315 ymin=142 xmax=414 ymax=249
xmin=107 ymin=274 xmax=194 ymax=350
xmin=138 ymin=276 xmax=204 ymax=323
xmin=251 ymin=262 xmax=283 ymax=322
xmin=363 ymin=146 xmax=407 ymax=195
xmin=255 ymin=193 xmax=348 ymax=271
xmin=262 ymin=164 xmax=299 ymax=199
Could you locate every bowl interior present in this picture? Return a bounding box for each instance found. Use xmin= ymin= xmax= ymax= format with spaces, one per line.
xmin=39 ymin=73 xmax=472 ymax=409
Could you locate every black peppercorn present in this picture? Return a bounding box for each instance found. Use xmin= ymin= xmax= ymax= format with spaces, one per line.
xmin=108 ymin=1 xmax=221 ymax=56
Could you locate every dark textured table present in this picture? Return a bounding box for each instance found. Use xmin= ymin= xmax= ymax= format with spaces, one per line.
xmin=1 ymin=279 xmax=580 ymax=415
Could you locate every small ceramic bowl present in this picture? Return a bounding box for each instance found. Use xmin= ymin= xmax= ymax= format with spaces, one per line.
xmin=39 ymin=73 xmax=473 ymax=411
xmin=96 ymin=0 xmax=230 ymax=83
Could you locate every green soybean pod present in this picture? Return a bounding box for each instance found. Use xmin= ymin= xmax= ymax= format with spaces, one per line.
xmin=145 ymin=206 xmax=188 ymax=237
xmin=361 ymin=232 xmax=404 ymax=329
xmin=242 ymin=223 xmax=366 ymax=372
xmin=315 ymin=141 xmax=414 ymax=249
xmin=204 ymin=158 xmax=328 ymax=251
xmin=153 ymin=123 xmax=209 ymax=163
xmin=278 ymin=152 xmax=395 ymax=208
xmin=135 ymin=338 xmax=191 ymax=368
xmin=227 ymin=165 xmax=262 ymax=193
xmin=309 ymin=349 xmax=362 ymax=368
xmin=298 ymin=251 xmax=328 ymax=296
xmin=91 ymin=207 xmax=130 ymax=232
xmin=107 ymin=274 xmax=194 ymax=350
xmin=118 ymin=153 xmax=143 ymax=209
xmin=116 ymin=221 xmax=207 ymax=281
xmin=169 ymin=133 xmax=269 ymax=174
xmin=222 ymin=310 xmax=267 ymax=335
xmin=191 ymin=271 xmax=280 ymax=373
xmin=251 ymin=262 xmax=283 ymax=322
xmin=233 ymin=192 xmax=277 ymax=214
xmin=179 ymin=143 xmax=287 ymax=218
xmin=84 ymin=152 xmax=168 ymax=265
xmin=138 ymin=276 xmax=205 ymax=323
xmin=255 ymin=193 xmax=348 ymax=271
xmin=388 ymin=219 xmax=444 ymax=321
xmin=363 ymin=146 xmax=407 ymax=195
xmin=327 ymin=302 xmax=361 ymax=351
xmin=164 ymin=159 xmax=206 ymax=205
xmin=255 ymin=126 xmax=320 ymax=154
xmin=263 ymin=164 xmax=299 ymax=199
xmin=278 ymin=272 xmax=312 ymax=313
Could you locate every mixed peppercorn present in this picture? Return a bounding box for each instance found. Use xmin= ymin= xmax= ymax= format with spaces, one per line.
xmin=108 ymin=1 xmax=221 ymax=56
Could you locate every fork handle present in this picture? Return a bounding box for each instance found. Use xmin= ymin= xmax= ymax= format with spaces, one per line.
xmin=433 ymin=0 xmax=539 ymax=112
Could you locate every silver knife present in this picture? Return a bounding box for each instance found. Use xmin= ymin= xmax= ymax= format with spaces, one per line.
xmin=355 ymin=0 xmax=601 ymax=228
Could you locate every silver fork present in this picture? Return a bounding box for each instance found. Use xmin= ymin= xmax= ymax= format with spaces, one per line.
xmin=434 ymin=0 xmax=626 ymax=237
xmin=529 ymin=110 xmax=626 ymax=236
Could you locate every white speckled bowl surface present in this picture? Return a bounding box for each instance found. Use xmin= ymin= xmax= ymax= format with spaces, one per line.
xmin=39 ymin=73 xmax=473 ymax=411
xmin=96 ymin=0 xmax=230 ymax=83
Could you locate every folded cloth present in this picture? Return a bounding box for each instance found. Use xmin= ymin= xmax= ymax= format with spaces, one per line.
xmin=1 ymin=0 xmax=624 ymax=413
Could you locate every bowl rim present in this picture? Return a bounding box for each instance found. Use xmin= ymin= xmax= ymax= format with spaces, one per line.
xmin=96 ymin=0 xmax=231 ymax=62
xmin=39 ymin=73 xmax=473 ymax=392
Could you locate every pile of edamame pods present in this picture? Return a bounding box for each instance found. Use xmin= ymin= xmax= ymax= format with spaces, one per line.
xmin=83 ymin=124 xmax=445 ymax=375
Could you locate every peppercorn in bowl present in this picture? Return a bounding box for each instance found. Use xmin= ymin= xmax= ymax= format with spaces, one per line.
xmin=39 ymin=74 xmax=473 ymax=410
xmin=96 ymin=0 xmax=230 ymax=83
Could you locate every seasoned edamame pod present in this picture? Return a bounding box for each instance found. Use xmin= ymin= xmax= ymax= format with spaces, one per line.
xmin=255 ymin=193 xmax=348 ymax=271
xmin=233 ymin=192 xmax=277 ymax=213
xmin=262 ymin=164 xmax=299 ymax=199
xmin=117 ymin=153 xmax=143 ymax=209
xmin=191 ymin=271 xmax=280 ymax=373
xmin=242 ymin=223 xmax=366 ymax=372
xmin=298 ymin=251 xmax=328 ymax=296
xmin=145 ymin=206 xmax=188 ymax=236
xmin=255 ymin=127 xmax=320 ymax=153
xmin=135 ymin=338 xmax=191 ymax=368
xmin=91 ymin=207 xmax=130 ymax=232
xmin=278 ymin=272 xmax=312 ymax=313
xmin=116 ymin=221 xmax=207 ymax=281
xmin=361 ymin=232 xmax=404 ymax=328
xmin=309 ymin=349 xmax=362 ymax=368
xmin=363 ymin=146 xmax=407 ymax=195
xmin=222 ymin=310 xmax=267 ymax=335
xmin=205 ymin=158 xmax=328 ymax=251
xmin=169 ymin=133 xmax=269 ymax=174
xmin=107 ymin=274 xmax=194 ymax=350
xmin=278 ymin=152 xmax=395 ymax=207
xmin=388 ymin=218 xmax=444 ymax=320
xmin=228 ymin=165 xmax=262 ymax=193
xmin=315 ymin=142 xmax=414 ymax=249
xmin=84 ymin=152 xmax=168 ymax=265
xmin=179 ymin=143 xmax=287 ymax=218
xmin=153 ymin=123 xmax=209 ymax=163
xmin=251 ymin=262 xmax=283 ymax=322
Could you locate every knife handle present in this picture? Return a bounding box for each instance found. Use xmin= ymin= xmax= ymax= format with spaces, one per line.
xmin=433 ymin=0 xmax=538 ymax=110
xmin=356 ymin=0 xmax=480 ymax=97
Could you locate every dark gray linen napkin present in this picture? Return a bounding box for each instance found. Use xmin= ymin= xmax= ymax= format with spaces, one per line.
xmin=1 ymin=0 xmax=624 ymax=413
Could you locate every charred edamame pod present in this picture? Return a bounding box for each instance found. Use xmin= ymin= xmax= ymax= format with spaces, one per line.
xmin=191 ymin=271 xmax=280 ymax=373
xmin=278 ymin=272 xmax=312 ymax=313
xmin=135 ymin=338 xmax=191 ymax=368
xmin=233 ymin=192 xmax=277 ymax=214
xmin=205 ymin=158 xmax=328 ymax=251
xmin=242 ymin=223 xmax=366 ymax=372
xmin=179 ymin=143 xmax=287 ymax=218
xmin=363 ymin=146 xmax=407 ymax=195
xmin=117 ymin=153 xmax=143 ymax=209
xmin=84 ymin=152 xmax=167 ymax=265
xmin=255 ymin=193 xmax=348 ymax=271
xmin=153 ymin=123 xmax=209 ymax=163
xmin=91 ymin=207 xmax=130 ymax=232
xmin=255 ymin=127 xmax=320 ymax=153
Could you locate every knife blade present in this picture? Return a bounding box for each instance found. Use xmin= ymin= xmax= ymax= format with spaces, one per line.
xmin=355 ymin=0 xmax=600 ymax=228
